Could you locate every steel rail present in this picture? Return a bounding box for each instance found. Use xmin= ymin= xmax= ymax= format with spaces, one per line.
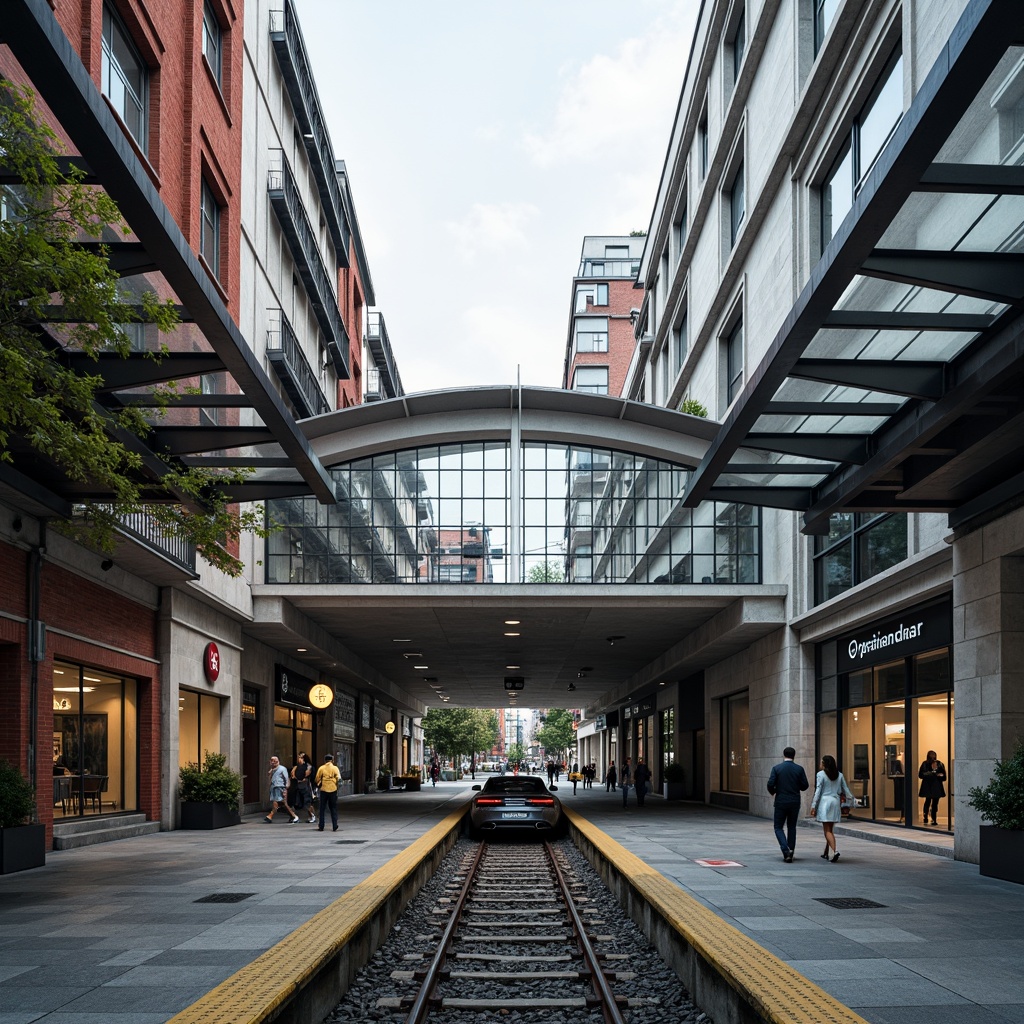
xmin=544 ymin=841 xmax=627 ymax=1024
xmin=404 ymin=840 xmax=486 ymax=1024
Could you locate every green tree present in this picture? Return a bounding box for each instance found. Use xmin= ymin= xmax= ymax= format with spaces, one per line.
xmin=422 ymin=707 xmax=498 ymax=764
xmin=506 ymin=743 xmax=525 ymax=765
xmin=526 ymin=560 xmax=564 ymax=583
xmin=535 ymin=708 xmax=577 ymax=763
xmin=679 ymin=397 xmax=709 ymax=417
xmin=0 ymin=82 xmax=265 ymax=576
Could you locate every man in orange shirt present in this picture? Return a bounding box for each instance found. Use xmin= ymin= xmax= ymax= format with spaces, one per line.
xmin=314 ymin=753 xmax=341 ymax=832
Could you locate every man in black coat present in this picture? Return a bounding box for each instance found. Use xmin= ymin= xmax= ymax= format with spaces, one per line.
xmin=767 ymin=746 xmax=809 ymax=862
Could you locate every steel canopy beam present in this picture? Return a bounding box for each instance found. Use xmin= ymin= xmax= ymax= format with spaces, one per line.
xmin=66 ymin=352 xmax=227 ymax=391
xmin=822 ymin=309 xmax=994 ymax=331
xmin=790 ymin=359 xmax=946 ymax=400
xmin=682 ymin=0 xmax=1024 ymax=510
xmin=918 ymin=162 xmax=1024 ymax=194
xmin=4 ymin=0 xmax=337 ymax=504
xmin=860 ymin=249 xmax=1024 ymax=303
xmin=762 ymin=400 xmax=903 ymax=415
xmin=742 ymin=433 xmax=870 ymax=464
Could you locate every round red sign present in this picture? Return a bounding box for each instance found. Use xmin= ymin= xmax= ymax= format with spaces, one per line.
xmin=203 ymin=641 xmax=221 ymax=683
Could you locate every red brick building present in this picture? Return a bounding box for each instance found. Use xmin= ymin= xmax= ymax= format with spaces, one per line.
xmin=561 ymin=236 xmax=645 ymax=399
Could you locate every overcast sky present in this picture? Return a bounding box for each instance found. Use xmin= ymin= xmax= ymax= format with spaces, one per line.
xmin=296 ymin=0 xmax=698 ymax=395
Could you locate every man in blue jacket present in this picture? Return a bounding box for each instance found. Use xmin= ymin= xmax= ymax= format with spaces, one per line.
xmin=767 ymin=746 xmax=809 ymax=862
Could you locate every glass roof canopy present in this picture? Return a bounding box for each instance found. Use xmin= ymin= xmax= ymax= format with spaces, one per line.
xmin=685 ymin=1 xmax=1024 ymax=535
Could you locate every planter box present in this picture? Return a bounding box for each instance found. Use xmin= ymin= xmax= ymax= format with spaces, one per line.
xmin=180 ymin=801 xmax=241 ymax=830
xmin=979 ymin=825 xmax=1024 ymax=884
xmin=0 ymin=823 xmax=45 ymax=874
xmin=663 ymin=782 xmax=686 ymax=801
xmin=400 ymin=777 xmax=421 ymax=792
xmin=377 ymin=775 xmax=392 ymax=792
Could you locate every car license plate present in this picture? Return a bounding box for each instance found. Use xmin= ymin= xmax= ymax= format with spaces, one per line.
xmin=501 ymin=811 xmax=529 ymax=819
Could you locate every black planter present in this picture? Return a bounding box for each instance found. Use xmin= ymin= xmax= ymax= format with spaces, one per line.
xmin=180 ymin=801 xmax=241 ymax=830
xmin=0 ymin=824 xmax=46 ymax=874
xmin=979 ymin=825 xmax=1024 ymax=884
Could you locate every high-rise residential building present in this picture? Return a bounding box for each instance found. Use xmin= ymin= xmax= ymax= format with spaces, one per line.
xmin=562 ymin=236 xmax=645 ymax=399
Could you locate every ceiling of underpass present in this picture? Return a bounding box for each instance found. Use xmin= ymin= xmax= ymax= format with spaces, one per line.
xmin=248 ymin=585 xmax=788 ymax=715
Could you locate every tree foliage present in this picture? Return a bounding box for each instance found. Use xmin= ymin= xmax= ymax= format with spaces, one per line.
xmin=679 ymin=397 xmax=709 ymax=417
xmin=422 ymin=707 xmax=499 ymax=761
xmin=0 ymin=82 xmax=265 ymax=576
xmin=526 ymin=560 xmax=564 ymax=583
xmin=0 ymin=759 xmax=36 ymax=828
xmin=535 ymin=708 xmax=577 ymax=762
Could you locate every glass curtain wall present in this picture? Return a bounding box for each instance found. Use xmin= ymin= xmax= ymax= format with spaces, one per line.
xmin=266 ymin=442 xmax=761 ymax=587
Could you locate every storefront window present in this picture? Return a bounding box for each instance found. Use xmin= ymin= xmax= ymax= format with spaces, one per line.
xmin=874 ymin=698 xmax=906 ymax=823
xmin=178 ymin=690 xmax=222 ymax=768
xmin=52 ymin=661 xmax=137 ymax=817
xmin=912 ymin=692 xmax=953 ymax=829
xmin=722 ymin=692 xmax=749 ymax=792
xmin=841 ymin=706 xmax=872 ymax=812
xmin=274 ymin=705 xmax=313 ymax=770
xmin=660 ymin=708 xmax=675 ymax=779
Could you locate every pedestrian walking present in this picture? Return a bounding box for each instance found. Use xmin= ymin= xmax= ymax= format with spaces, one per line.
xmin=620 ymin=756 xmax=633 ymax=807
xmin=918 ymin=750 xmax=947 ymax=825
xmin=291 ymin=752 xmax=316 ymax=823
xmin=605 ymin=761 xmax=617 ymax=791
xmin=634 ymin=758 xmax=652 ymax=806
xmin=265 ymin=756 xmax=297 ymax=823
xmin=314 ymin=753 xmax=341 ymax=832
xmin=810 ymin=754 xmax=854 ymax=862
xmin=766 ymin=746 xmax=809 ymax=861
xmin=570 ymin=761 xmax=580 ymax=795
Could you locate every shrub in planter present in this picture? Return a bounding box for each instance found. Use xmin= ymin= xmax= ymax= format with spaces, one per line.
xmin=0 ymin=759 xmax=45 ymax=873
xmin=968 ymin=739 xmax=1024 ymax=884
xmin=663 ymin=760 xmax=686 ymax=800
xmin=179 ymin=751 xmax=242 ymax=829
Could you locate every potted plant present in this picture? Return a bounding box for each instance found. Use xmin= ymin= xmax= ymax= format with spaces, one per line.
xmin=663 ymin=761 xmax=686 ymax=800
xmin=968 ymin=739 xmax=1024 ymax=884
xmin=0 ymin=759 xmax=45 ymax=873
xmin=179 ymin=751 xmax=242 ymax=829
xmin=377 ymin=763 xmax=393 ymax=791
xmin=401 ymin=765 xmax=422 ymax=792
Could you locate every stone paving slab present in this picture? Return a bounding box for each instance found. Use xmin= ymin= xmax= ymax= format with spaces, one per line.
xmin=0 ymin=780 xmax=1019 ymax=1023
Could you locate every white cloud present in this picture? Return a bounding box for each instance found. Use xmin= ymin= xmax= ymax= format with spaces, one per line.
xmin=444 ymin=202 xmax=540 ymax=260
xmin=521 ymin=3 xmax=697 ymax=170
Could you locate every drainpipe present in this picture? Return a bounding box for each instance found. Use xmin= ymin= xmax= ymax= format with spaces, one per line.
xmin=26 ymin=522 xmax=46 ymax=819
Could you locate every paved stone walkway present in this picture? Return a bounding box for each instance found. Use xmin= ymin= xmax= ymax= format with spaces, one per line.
xmin=0 ymin=780 xmax=1019 ymax=1024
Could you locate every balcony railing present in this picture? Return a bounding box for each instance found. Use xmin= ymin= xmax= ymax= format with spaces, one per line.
xmin=267 ymin=155 xmax=349 ymax=377
xmin=77 ymin=505 xmax=198 ymax=576
xmin=267 ymin=309 xmax=330 ymax=418
xmin=365 ymin=310 xmax=404 ymax=400
xmin=269 ymin=1 xmax=350 ymax=262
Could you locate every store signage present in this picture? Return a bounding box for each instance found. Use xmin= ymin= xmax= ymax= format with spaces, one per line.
xmin=275 ymin=664 xmax=315 ymax=709
xmin=203 ymin=642 xmax=221 ymax=683
xmin=309 ymin=683 xmax=334 ymax=710
xmin=595 ymin=714 xmax=606 ymax=731
xmin=385 ymin=721 xmax=396 ymax=734
xmin=836 ymin=600 xmax=952 ymax=673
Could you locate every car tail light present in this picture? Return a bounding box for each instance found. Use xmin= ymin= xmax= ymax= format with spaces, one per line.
xmin=475 ymin=797 xmax=504 ymax=806
xmin=527 ymin=797 xmax=555 ymax=806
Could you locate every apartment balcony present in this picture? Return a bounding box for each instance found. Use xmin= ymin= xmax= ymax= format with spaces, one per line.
xmin=267 ymin=310 xmax=330 ymax=419
xmin=269 ymin=0 xmax=350 ymax=263
xmin=366 ymin=310 xmax=404 ymax=400
xmin=74 ymin=506 xmax=198 ymax=585
xmin=267 ymin=155 xmax=349 ymax=377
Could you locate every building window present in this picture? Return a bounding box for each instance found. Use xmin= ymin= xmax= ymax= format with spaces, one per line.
xmin=575 ymin=317 xmax=609 ymax=353
xmin=729 ymin=161 xmax=745 ymax=247
xmin=605 ymin=245 xmax=629 ymax=259
xmin=673 ymin=200 xmax=687 ymax=261
xmin=202 ymin=1 xmax=223 ymax=86
xmin=731 ymin=6 xmax=746 ymax=84
xmin=101 ymin=4 xmax=148 ymax=154
xmin=821 ymin=48 xmax=903 ymax=248
xmin=722 ymin=691 xmax=749 ymax=793
xmin=574 ymin=283 xmax=608 ymax=311
xmin=672 ymin=313 xmax=687 ymax=374
xmin=697 ymin=110 xmax=709 ymax=180
xmin=724 ymin=318 xmax=744 ymax=406
xmin=200 ymin=178 xmax=221 ymax=278
xmin=813 ymin=0 xmax=839 ymax=56
xmin=813 ymin=512 xmax=908 ymax=603
xmin=573 ymin=366 xmax=609 ymax=395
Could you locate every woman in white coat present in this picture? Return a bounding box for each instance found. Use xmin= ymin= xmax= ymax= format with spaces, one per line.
xmin=810 ymin=754 xmax=854 ymax=863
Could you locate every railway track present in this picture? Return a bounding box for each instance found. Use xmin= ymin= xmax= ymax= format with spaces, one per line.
xmin=376 ymin=840 xmax=643 ymax=1023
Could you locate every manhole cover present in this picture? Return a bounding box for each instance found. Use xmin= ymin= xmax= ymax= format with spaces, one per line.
xmin=193 ymin=892 xmax=256 ymax=904
xmin=814 ymin=897 xmax=886 ymax=909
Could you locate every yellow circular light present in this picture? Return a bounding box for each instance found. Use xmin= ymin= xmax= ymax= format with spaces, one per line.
xmin=385 ymin=721 xmax=396 ymax=734
xmin=308 ymin=684 xmax=334 ymax=710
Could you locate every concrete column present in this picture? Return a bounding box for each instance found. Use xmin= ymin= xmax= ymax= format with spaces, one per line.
xmin=952 ymin=505 xmax=1024 ymax=863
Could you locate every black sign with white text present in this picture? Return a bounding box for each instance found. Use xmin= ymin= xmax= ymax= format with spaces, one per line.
xmin=836 ymin=599 xmax=951 ymax=674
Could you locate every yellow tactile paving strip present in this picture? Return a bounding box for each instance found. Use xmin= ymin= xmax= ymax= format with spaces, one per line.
xmin=168 ymin=805 xmax=868 ymax=1024
xmin=164 ymin=808 xmax=464 ymax=1024
xmin=565 ymin=807 xmax=870 ymax=1024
